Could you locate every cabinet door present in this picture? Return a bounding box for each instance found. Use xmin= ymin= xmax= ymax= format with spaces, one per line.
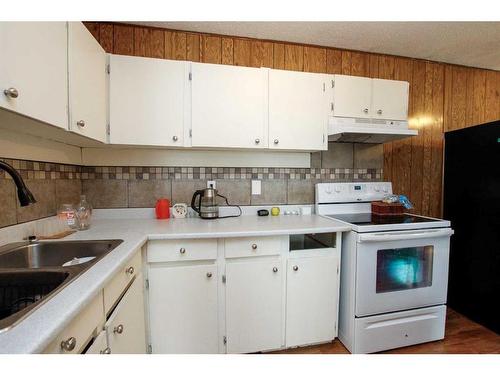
xmin=371 ymin=78 xmax=409 ymax=121
xmin=269 ymin=69 xmax=327 ymax=150
xmin=226 ymin=259 xmax=283 ymax=353
xmin=0 ymin=22 xmax=67 ymax=129
xmin=286 ymin=256 xmax=339 ymax=347
xmin=68 ymin=22 xmax=107 ymax=142
xmin=191 ymin=63 xmax=267 ymax=149
xmin=84 ymin=331 xmax=110 ymax=354
xmin=105 ymin=276 xmax=147 ymax=354
xmin=148 ymin=264 xmax=218 ymax=353
xmin=109 ymin=55 xmax=187 ymax=146
xmin=332 ymin=74 xmax=372 ymax=119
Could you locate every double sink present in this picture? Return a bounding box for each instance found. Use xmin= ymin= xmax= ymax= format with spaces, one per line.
xmin=0 ymin=239 xmax=123 ymax=332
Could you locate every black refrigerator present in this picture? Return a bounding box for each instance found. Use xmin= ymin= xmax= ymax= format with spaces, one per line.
xmin=443 ymin=120 xmax=500 ymax=334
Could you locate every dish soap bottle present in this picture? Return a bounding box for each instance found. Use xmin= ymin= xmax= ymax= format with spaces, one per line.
xmin=76 ymin=195 xmax=92 ymax=231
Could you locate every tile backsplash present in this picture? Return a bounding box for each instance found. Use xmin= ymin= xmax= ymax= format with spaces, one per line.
xmin=0 ymin=145 xmax=383 ymax=228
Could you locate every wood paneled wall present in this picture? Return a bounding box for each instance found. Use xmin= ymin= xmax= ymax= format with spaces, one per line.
xmin=84 ymin=22 xmax=500 ymax=218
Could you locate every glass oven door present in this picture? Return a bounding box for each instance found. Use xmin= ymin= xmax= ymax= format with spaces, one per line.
xmin=355 ymin=228 xmax=453 ymax=317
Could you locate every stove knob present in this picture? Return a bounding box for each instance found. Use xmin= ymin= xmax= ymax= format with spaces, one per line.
xmin=383 ymin=186 xmax=389 ymax=192
xmin=334 ymin=186 xmax=341 ymax=193
xmin=374 ymin=186 xmax=380 ymax=192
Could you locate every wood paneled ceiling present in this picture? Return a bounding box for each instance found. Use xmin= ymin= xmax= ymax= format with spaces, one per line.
xmin=131 ymin=22 xmax=500 ymax=71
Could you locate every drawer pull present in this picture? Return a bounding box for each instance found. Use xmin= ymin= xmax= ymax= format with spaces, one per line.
xmin=179 ymin=248 xmax=186 ymax=254
xmin=251 ymin=243 xmax=257 ymax=250
xmin=113 ymin=324 xmax=124 ymax=334
xmin=272 ymin=267 xmax=278 ymax=273
xmin=4 ymin=87 xmax=19 ymax=98
xmin=126 ymin=266 xmax=134 ymax=275
xmin=100 ymin=347 xmax=111 ymax=354
xmin=60 ymin=337 xmax=76 ymax=352
xmin=293 ymin=265 xmax=299 ymax=271
xmin=206 ymin=272 xmax=212 ymax=278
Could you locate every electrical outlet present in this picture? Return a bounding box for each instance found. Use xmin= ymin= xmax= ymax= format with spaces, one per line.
xmin=251 ymin=180 xmax=261 ymax=195
xmin=207 ymin=180 xmax=216 ymax=189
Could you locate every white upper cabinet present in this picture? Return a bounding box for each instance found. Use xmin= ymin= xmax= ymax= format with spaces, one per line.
xmin=0 ymin=22 xmax=68 ymax=129
xmin=67 ymin=22 xmax=107 ymax=142
xmin=331 ymin=75 xmax=372 ymax=119
xmin=109 ymin=54 xmax=187 ymax=146
xmin=371 ymin=78 xmax=409 ymax=121
xmin=269 ymin=69 xmax=328 ymax=151
xmin=191 ymin=63 xmax=268 ymax=149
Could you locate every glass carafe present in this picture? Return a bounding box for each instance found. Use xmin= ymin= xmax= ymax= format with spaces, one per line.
xmin=75 ymin=195 xmax=92 ymax=230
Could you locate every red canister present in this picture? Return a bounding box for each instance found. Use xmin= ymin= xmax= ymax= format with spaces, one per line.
xmin=155 ymin=199 xmax=170 ymax=219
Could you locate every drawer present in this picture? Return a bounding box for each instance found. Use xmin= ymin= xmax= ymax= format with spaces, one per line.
xmin=44 ymin=291 xmax=104 ymax=354
xmin=103 ymin=249 xmax=142 ymax=314
xmin=147 ymin=239 xmax=218 ymax=263
xmin=84 ymin=330 xmax=110 ymax=354
xmin=224 ymin=236 xmax=282 ymax=258
xmin=354 ymin=305 xmax=446 ymax=353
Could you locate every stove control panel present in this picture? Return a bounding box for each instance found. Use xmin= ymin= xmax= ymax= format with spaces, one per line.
xmin=316 ymin=182 xmax=392 ymax=203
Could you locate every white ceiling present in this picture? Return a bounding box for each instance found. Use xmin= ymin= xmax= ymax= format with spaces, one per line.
xmin=133 ymin=22 xmax=500 ymax=71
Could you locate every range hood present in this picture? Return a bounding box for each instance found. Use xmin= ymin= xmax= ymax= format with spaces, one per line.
xmin=328 ymin=117 xmax=418 ymax=144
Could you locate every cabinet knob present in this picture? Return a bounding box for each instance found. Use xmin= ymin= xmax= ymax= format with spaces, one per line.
xmin=3 ymin=87 xmax=19 ymax=98
xmin=377 ymin=109 xmax=383 ymax=115
xmin=206 ymin=272 xmax=212 ymax=278
xmin=113 ymin=324 xmax=124 ymax=334
xmin=255 ymin=138 xmax=260 ymax=144
xmin=100 ymin=347 xmax=111 ymax=354
xmin=77 ymin=120 xmax=85 ymax=127
xmin=273 ymin=139 xmax=279 ymax=145
xmin=179 ymin=248 xmax=186 ymax=254
xmin=251 ymin=243 xmax=257 ymax=250
xmin=172 ymin=135 xmax=178 ymax=142
xmin=126 ymin=266 xmax=134 ymax=275
xmin=293 ymin=265 xmax=299 ymax=271
xmin=272 ymin=267 xmax=278 ymax=273
xmin=363 ymin=108 xmax=369 ymax=113
xmin=60 ymin=337 xmax=76 ymax=352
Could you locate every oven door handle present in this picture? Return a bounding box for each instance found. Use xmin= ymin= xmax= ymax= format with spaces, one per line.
xmin=357 ymin=228 xmax=454 ymax=243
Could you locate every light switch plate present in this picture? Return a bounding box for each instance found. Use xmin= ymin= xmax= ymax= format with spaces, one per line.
xmin=251 ymin=180 xmax=261 ymax=195
xmin=207 ymin=180 xmax=216 ymax=189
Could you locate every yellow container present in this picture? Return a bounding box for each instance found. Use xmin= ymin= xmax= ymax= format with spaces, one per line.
xmin=271 ymin=207 xmax=280 ymax=216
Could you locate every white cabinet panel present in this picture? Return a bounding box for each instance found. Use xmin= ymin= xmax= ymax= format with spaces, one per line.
xmin=191 ymin=63 xmax=268 ymax=149
xmin=371 ymin=78 xmax=409 ymax=121
xmin=286 ymin=255 xmax=338 ymax=347
xmin=109 ymin=55 xmax=187 ymax=146
xmin=68 ymin=22 xmax=107 ymax=142
xmin=148 ymin=264 xmax=219 ymax=354
xmin=105 ymin=276 xmax=147 ymax=354
xmin=226 ymin=259 xmax=283 ymax=353
xmin=0 ymin=22 xmax=68 ymax=129
xmin=332 ymin=74 xmax=372 ymax=119
xmin=269 ymin=69 xmax=328 ymax=150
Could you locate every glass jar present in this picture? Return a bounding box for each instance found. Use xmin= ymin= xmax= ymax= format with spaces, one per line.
xmin=57 ymin=204 xmax=78 ymax=229
xmin=75 ymin=195 xmax=92 ymax=231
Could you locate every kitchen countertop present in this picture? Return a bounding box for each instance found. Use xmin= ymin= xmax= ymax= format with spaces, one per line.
xmin=0 ymin=214 xmax=350 ymax=353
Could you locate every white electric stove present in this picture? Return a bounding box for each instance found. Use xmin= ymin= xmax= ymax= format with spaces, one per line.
xmin=316 ymin=182 xmax=453 ymax=354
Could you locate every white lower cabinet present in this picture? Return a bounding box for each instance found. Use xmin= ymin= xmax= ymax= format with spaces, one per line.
xmin=225 ymin=259 xmax=283 ymax=353
xmin=148 ymin=263 xmax=219 ymax=354
xmin=286 ymin=254 xmax=339 ymax=347
xmin=105 ymin=275 xmax=147 ymax=354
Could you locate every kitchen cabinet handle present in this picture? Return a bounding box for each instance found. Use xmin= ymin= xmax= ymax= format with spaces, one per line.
xmin=272 ymin=267 xmax=278 ymax=273
xmin=206 ymin=272 xmax=212 ymax=278
xmin=100 ymin=347 xmax=111 ymax=354
xmin=60 ymin=337 xmax=76 ymax=352
xmin=126 ymin=266 xmax=134 ymax=275
xmin=113 ymin=324 xmax=124 ymax=334
xmin=179 ymin=248 xmax=186 ymax=254
xmin=76 ymin=120 xmax=85 ymax=127
xmin=251 ymin=243 xmax=257 ymax=250
xmin=172 ymin=135 xmax=178 ymax=142
xmin=255 ymin=138 xmax=260 ymax=144
xmin=363 ymin=108 xmax=369 ymax=113
xmin=377 ymin=109 xmax=383 ymax=115
xmin=293 ymin=265 xmax=299 ymax=271
xmin=273 ymin=139 xmax=279 ymax=145
xmin=3 ymin=87 xmax=19 ymax=98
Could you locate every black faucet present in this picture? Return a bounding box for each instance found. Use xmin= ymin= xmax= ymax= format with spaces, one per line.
xmin=0 ymin=160 xmax=36 ymax=206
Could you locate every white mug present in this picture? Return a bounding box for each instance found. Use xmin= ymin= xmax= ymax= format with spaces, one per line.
xmin=172 ymin=203 xmax=188 ymax=219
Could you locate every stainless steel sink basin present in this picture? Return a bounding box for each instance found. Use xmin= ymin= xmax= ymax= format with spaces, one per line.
xmin=0 ymin=240 xmax=123 ymax=269
xmin=0 ymin=239 xmax=123 ymax=332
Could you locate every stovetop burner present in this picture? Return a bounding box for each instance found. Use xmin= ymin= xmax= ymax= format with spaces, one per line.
xmin=327 ymin=213 xmax=441 ymax=226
